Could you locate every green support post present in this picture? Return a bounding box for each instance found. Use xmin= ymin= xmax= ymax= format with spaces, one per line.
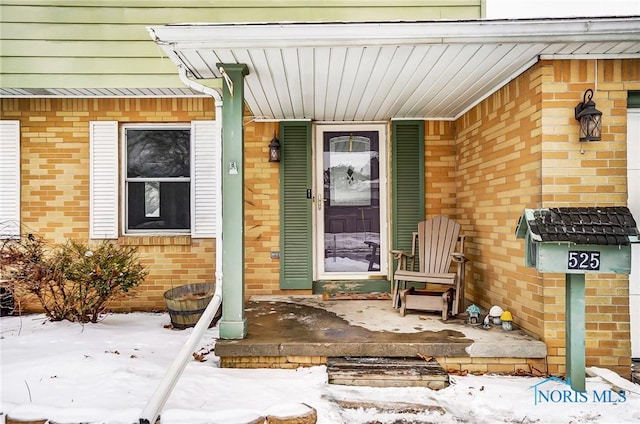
xmin=218 ymin=63 xmax=249 ymax=340
xmin=565 ymin=273 xmax=586 ymax=392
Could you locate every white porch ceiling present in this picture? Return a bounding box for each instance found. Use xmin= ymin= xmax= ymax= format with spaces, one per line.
xmin=149 ymin=17 xmax=640 ymax=121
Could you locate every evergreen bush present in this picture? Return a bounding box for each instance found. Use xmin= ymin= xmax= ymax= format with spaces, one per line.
xmin=0 ymin=234 xmax=147 ymax=323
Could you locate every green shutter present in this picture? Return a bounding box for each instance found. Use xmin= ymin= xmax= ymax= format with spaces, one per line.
xmin=629 ymin=91 xmax=640 ymax=109
xmin=392 ymin=121 xmax=425 ymax=254
xmin=280 ymin=121 xmax=312 ymax=289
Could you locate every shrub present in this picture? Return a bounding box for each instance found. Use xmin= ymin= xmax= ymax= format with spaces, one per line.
xmin=0 ymin=234 xmax=148 ymax=323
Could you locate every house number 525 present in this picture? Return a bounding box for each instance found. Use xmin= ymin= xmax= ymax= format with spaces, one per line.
xmin=568 ymin=251 xmax=601 ymax=271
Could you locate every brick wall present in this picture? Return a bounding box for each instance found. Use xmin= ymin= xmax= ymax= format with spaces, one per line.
xmin=425 ymin=120 xmax=457 ymax=218
xmin=539 ymin=59 xmax=640 ymax=377
xmin=454 ymin=58 xmax=640 ymax=377
xmin=1 ymin=98 xmax=217 ymax=311
xmin=243 ymin=121 xmax=286 ymax=295
xmin=242 ymin=120 xmax=315 ymax=296
xmin=455 ymin=63 xmax=544 ymax=336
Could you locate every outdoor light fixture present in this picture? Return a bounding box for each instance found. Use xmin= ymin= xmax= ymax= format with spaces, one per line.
xmin=268 ymin=131 xmax=281 ymax=162
xmin=574 ymin=88 xmax=602 ymax=142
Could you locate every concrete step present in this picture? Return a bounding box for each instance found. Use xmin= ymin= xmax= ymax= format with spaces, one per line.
xmin=326 ymin=356 xmax=449 ymax=389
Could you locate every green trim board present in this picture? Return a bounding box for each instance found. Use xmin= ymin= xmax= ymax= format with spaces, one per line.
xmin=279 ymin=121 xmax=313 ymax=289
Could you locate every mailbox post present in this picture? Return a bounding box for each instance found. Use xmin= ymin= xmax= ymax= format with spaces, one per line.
xmin=516 ymin=207 xmax=639 ymax=391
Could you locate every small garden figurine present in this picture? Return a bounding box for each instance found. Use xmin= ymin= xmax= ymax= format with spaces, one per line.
xmin=466 ymin=304 xmax=481 ymax=325
xmin=500 ymin=310 xmax=513 ymax=331
xmin=489 ymin=305 xmax=504 ymax=325
xmin=483 ymin=313 xmax=491 ymax=329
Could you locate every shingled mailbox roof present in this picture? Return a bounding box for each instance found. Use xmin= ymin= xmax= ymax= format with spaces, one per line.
xmin=525 ymin=207 xmax=638 ymax=245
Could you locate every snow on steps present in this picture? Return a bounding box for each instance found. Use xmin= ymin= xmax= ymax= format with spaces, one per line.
xmin=326 ymin=356 xmax=449 ymax=389
xmin=329 ymin=398 xmax=446 ymax=416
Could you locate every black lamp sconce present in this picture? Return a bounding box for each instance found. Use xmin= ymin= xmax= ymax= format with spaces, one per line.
xmin=574 ymin=88 xmax=602 ymax=142
xmin=269 ymin=131 xmax=281 ymax=162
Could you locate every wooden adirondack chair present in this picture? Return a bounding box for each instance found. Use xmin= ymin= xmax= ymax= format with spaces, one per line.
xmin=391 ymin=215 xmax=467 ymax=319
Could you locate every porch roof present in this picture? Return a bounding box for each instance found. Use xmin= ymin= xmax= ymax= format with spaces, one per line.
xmin=148 ymin=16 xmax=640 ymax=121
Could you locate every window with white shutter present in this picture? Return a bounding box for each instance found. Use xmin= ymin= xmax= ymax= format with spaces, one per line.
xmin=0 ymin=120 xmax=20 ymax=239
xmin=90 ymin=121 xmax=218 ymax=239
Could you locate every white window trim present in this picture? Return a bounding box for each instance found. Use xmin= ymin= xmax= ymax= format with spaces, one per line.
xmin=121 ymin=123 xmax=191 ymax=236
xmin=312 ymin=123 xmax=389 ymax=280
xmin=115 ymin=121 xmax=219 ymax=238
xmin=0 ymin=120 xmax=21 ymax=239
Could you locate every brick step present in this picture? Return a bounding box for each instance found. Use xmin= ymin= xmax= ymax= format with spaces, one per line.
xmin=326 ymin=356 xmax=449 ymax=389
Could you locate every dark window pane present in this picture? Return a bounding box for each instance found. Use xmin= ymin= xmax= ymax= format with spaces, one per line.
xmin=128 ymin=182 xmax=190 ymax=230
xmin=127 ymin=129 xmax=190 ymax=178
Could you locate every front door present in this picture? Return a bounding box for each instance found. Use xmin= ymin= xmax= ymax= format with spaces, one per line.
xmin=314 ymin=124 xmax=388 ymax=280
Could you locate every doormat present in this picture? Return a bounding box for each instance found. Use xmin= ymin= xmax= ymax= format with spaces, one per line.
xmin=322 ymin=292 xmax=391 ymax=301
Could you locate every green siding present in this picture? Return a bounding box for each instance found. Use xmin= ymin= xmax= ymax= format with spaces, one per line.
xmin=0 ymin=74 xmax=199 ymax=90
xmin=392 ymin=121 xmax=425 ymax=254
xmin=280 ymin=121 xmax=313 ymax=289
xmin=1 ymin=57 xmax=178 ymax=74
xmin=0 ymin=1 xmax=483 ymax=90
xmin=1 ymin=40 xmax=163 ymax=57
xmin=2 ymin=2 xmax=483 ymax=23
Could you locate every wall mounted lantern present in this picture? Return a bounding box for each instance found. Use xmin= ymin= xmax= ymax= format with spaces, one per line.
xmin=574 ymin=88 xmax=602 ymax=142
xmin=268 ymin=131 xmax=281 ymax=162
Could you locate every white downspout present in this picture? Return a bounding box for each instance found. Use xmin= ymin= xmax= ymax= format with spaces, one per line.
xmin=139 ymin=65 xmax=224 ymax=424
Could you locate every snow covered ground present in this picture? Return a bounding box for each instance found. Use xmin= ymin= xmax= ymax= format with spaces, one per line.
xmin=1 ymin=312 xmax=639 ymax=424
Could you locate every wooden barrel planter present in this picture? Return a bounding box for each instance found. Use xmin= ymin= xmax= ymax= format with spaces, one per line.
xmin=164 ymin=282 xmax=221 ymax=329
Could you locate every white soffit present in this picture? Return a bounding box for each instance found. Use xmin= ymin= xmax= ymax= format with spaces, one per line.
xmin=148 ymin=17 xmax=640 ymax=121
